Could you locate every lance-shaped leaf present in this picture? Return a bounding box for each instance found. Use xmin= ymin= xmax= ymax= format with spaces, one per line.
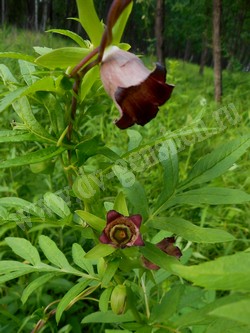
xmin=0 ymin=146 xmax=65 ymax=169
xmin=76 ymin=0 xmax=104 ymax=46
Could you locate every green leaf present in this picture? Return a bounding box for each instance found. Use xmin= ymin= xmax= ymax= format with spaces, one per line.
xmin=175 ymin=293 xmax=246 ymax=328
xmin=85 ymin=244 xmax=116 ymax=259
xmin=174 ymin=187 xmax=250 ymax=205
xmin=112 ymin=1 xmax=133 ymax=44
xmin=0 ymin=261 xmax=33 ymax=274
xmin=99 ymin=287 xmax=113 ymax=312
xmin=113 ymin=191 xmax=129 ymax=216
xmin=156 ymin=139 xmax=179 ymax=209
xmin=0 ymin=77 xmax=57 ymax=113
xmin=18 ymin=60 xmax=37 ymax=85
xmin=98 ymin=147 xmax=120 ymax=162
xmin=76 ymin=135 xmax=105 ymax=163
xmin=80 ymin=66 xmax=99 ymax=102
xmin=113 ymin=165 xmax=148 ymax=219
xmin=0 ymin=86 xmax=27 ymax=113
xmin=72 ymin=243 xmax=95 ymax=275
xmin=0 ymin=197 xmax=33 ymax=209
xmin=13 ymin=96 xmax=55 ymax=142
xmin=39 ymin=235 xmax=72 ymax=269
xmin=56 ymin=280 xmax=90 ymax=323
xmin=75 ymin=210 xmax=106 ymax=232
xmin=46 ymin=29 xmax=88 ymax=47
xmin=0 ymin=146 xmax=65 ymax=169
xmin=0 ymin=130 xmax=42 ymax=143
xmin=21 ymin=273 xmax=57 ymax=304
xmin=35 ymin=47 xmax=90 ymax=69
xmin=0 ymin=269 xmax=36 ymax=284
xmin=209 ymin=299 xmax=250 ymax=325
xmin=101 ymin=260 xmax=119 ymax=287
xmin=24 ymin=76 xmax=57 ymax=94
xmin=124 ymin=180 xmax=149 ymax=220
xmin=180 ymin=135 xmax=250 ymax=189
xmin=0 ymin=52 xmax=35 ymax=63
xmin=76 ymin=0 xmax=104 ymax=46
xmin=44 ymin=192 xmax=71 ymax=218
xmin=33 ymin=46 xmax=53 ymax=56
xmin=0 ymin=63 xmax=18 ymax=88
xmin=5 ymin=237 xmax=41 ymax=265
xmin=81 ymin=310 xmax=134 ymax=324
xmin=140 ymin=242 xmax=180 ymax=273
xmin=173 ymin=252 xmax=250 ymax=290
xmin=0 ymin=206 xmax=8 ymax=219
xmin=127 ymin=129 xmax=142 ymax=151
xmin=150 ymin=217 xmax=235 ymax=243
xmin=41 ymin=93 xmax=65 ymax=136
xmin=150 ymin=285 xmax=184 ymax=323
xmin=0 ymin=197 xmax=44 ymax=218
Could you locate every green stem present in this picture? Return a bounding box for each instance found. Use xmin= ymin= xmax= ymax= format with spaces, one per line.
xmin=141 ymin=274 xmax=150 ymax=319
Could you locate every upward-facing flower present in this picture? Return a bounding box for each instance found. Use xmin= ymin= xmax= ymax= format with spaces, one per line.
xmin=99 ymin=210 xmax=144 ymax=248
xmin=100 ymin=46 xmax=174 ymax=129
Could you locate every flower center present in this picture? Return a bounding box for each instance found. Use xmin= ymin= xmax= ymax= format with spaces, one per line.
xmin=110 ymin=225 xmax=131 ymax=246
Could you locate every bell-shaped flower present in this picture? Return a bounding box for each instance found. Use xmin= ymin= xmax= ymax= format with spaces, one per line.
xmin=100 ymin=46 xmax=174 ymax=129
xmin=99 ymin=210 xmax=144 ymax=248
xmin=142 ymin=237 xmax=182 ymax=270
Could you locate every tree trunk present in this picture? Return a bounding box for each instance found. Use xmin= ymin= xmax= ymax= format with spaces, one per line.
xmin=41 ymin=0 xmax=49 ymax=31
xmin=155 ymin=0 xmax=165 ymax=65
xmin=212 ymin=0 xmax=222 ymax=103
xmin=1 ymin=0 xmax=5 ymax=26
xmin=34 ymin=0 xmax=39 ymax=31
xmin=184 ymin=39 xmax=191 ymax=62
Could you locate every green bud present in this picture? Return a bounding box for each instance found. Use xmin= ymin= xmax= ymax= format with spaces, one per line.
xmin=72 ymin=174 xmax=100 ymax=203
xmin=110 ymin=284 xmax=127 ymax=315
xmin=30 ymin=161 xmax=53 ymax=174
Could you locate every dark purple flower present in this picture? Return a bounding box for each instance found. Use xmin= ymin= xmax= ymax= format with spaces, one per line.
xmin=100 ymin=46 xmax=174 ymax=129
xmin=142 ymin=237 xmax=182 ymax=270
xmin=99 ymin=210 xmax=144 ymax=248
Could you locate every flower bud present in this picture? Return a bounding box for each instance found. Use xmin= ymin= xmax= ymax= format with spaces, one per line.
xmin=72 ymin=174 xmax=100 ymax=203
xmin=110 ymin=284 xmax=127 ymax=315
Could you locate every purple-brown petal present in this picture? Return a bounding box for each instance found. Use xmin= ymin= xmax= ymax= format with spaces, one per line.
xmin=100 ymin=210 xmax=144 ymax=248
xmin=157 ymin=237 xmax=182 ymax=259
xmin=133 ymin=234 xmax=144 ymax=246
xmin=107 ymin=210 xmax=123 ymax=224
xmin=142 ymin=257 xmax=159 ymax=270
xmin=99 ymin=231 xmax=111 ymax=244
xmin=114 ymin=63 xmax=174 ymax=129
xmin=129 ymin=214 xmax=142 ymax=228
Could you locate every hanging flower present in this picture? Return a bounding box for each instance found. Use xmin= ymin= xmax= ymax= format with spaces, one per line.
xmin=100 ymin=46 xmax=174 ymax=129
xmin=70 ymin=0 xmax=174 ymax=130
xmin=142 ymin=237 xmax=182 ymax=270
xmin=99 ymin=210 xmax=144 ymax=248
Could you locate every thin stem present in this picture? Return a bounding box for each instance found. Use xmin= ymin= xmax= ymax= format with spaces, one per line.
xmin=69 ymin=46 xmax=99 ymax=77
xmin=141 ymin=274 xmax=150 ymax=319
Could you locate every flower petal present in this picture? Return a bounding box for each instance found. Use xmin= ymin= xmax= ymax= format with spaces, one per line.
xmin=129 ymin=214 xmax=142 ymax=228
xmin=114 ymin=63 xmax=174 ymax=129
xmin=107 ymin=210 xmax=123 ymax=224
xmin=99 ymin=231 xmax=111 ymax=244
xmin=133 ymin=234 xmax=144 ymax=246
xmin=142 ymin=257 xmax=159 ymax=270
xmin=157 ymin=237 xmax=182 ymax=259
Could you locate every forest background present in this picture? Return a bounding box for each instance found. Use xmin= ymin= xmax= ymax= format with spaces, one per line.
xmin=1 ymin=0 xmax=250 ymax=72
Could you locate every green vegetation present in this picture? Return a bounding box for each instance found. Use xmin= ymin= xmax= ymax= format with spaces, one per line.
xmin=0 ymin=2 xmax=249 ymax=332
